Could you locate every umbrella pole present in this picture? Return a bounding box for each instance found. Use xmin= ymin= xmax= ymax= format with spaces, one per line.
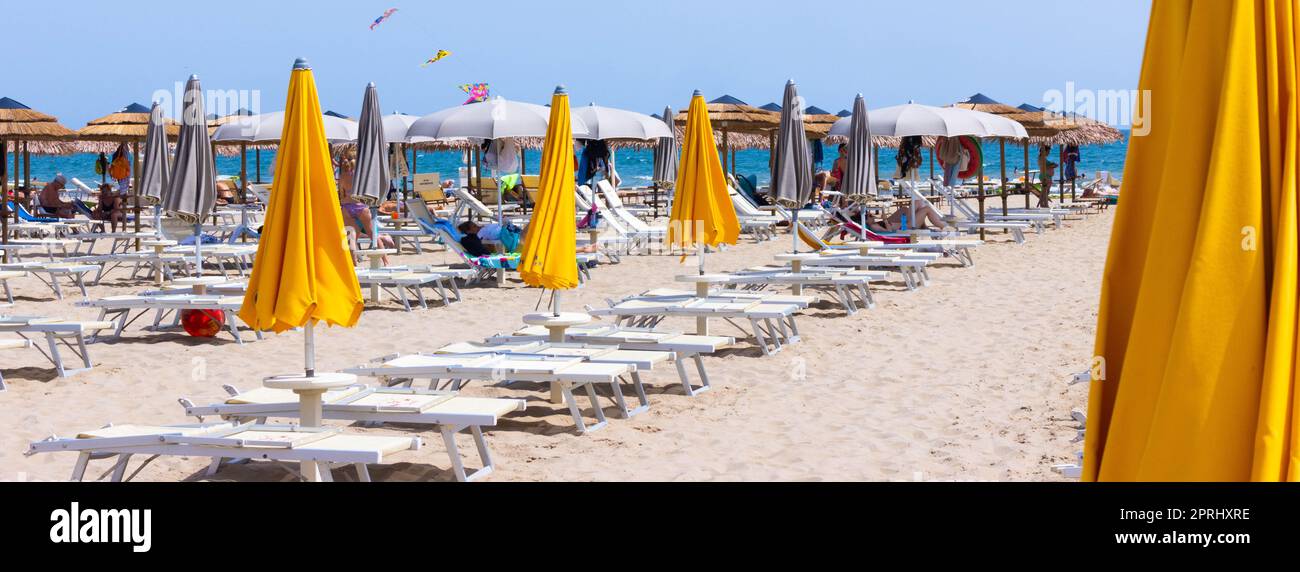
xmin=977 ymin=151 xmax=986 ymax=241
xmin=133 ymin=140 xmax=142 ymax=243
xmin=304 ymin=321 xmax=316 ymax=378
xmin=193 ymin=221 xmax=203 ymax=277
xmin=1024 ymin=140 xmax=1031 ymax=209
xmin=1 ymin=140 xmax=7 ymax=264
xmin=791 ymin=208 xmax=799 ymax=253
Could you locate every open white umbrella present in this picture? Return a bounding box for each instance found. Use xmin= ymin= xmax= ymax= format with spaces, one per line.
xmin=212 ymin=111 xmax=358 ymax=143
xmin=410 ymin=96 xmax=591 ymax=223
xmin=408 ymin=96 xmax=590 ymax=140
xmin=572 ymin=104 xmax=672 ymax=140
xmin=382 ymin=113 xmax=421 ymax=143
xmin=829 ymin=102 xmax=991 ymax=139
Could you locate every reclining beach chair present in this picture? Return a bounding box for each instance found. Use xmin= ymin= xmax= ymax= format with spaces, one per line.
xmin=450 ymin=186 xmax=526 ymax=225
xmin=80 ymin=294 xmax=260 ymax=344
xmin=717 ymin=269 xmax=886 ymax=315
xmin=180 ymin=384 xmax=524 ymax=482
xmin=26 ymin=422 xmax=421 ymax=482
xmin=488 ymin=324 xmax=736 ymax=397
xmin=589 ymin=296 xmax=802 ymax=356
xmin=0 ymin=261 xmax=98 ymax=300
xmin=899 ymin=182 xmax=1032 ymax=243
xmin=0 ymin=316 xmax=114 ymax=378
xmin=355 ymin=266 xmax=474 ymax=310
xmin=344 ymin=353 xmax=642 ymax=434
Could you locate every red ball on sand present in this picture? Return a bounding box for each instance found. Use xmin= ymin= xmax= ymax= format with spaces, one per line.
xmin=181 ymin=309 xmax=225 ymax=338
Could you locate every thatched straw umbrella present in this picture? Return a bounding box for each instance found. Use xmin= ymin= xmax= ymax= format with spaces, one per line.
xmin=78 ymin=103 xmax=183 ymax=239
xmin=0 ymin=97 xmax=77 ymax=247
xmin=1014 ymin=103 xmax=1123 ymax=201
xmin=673 ymin=95 xmax=780 ymax=175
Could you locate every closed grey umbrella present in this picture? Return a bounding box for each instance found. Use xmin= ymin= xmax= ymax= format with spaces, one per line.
xmin=841 ymin=94 xmax=876 ymax=234
xmin=651 ymin=106 xmax=678 ymax=219
xmin=138 ymin=102 xmax=171 ymax=233
xmin=653 ymin=106 xmax=678 ymax=184
xmin=164 ymin=75 xmax=218 ymax=274
xmin=138 ymin=102 xmax=171 ymax=207
xmin=769 ymin=80 xmax=813 ymax=252
xmin=352 ymin=83 xmax=390 ymax=208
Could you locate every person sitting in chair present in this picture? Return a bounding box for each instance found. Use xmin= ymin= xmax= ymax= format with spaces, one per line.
xmin=39 ymin=174 xmax=76 ymax=219
xmin=92 ymin=184 xmax=127 ymax=232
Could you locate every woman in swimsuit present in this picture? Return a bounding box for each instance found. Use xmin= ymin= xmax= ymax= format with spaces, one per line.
xmin=336 ymin=149 xmax=396 ymax=265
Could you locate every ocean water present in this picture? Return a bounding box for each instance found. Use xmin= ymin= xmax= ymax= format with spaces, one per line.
xmin=13 ymin=133 xmax=1129 ymax=188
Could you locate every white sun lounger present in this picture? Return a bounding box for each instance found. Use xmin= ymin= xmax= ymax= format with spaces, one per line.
xmin=718 ymin=269 xmax=886 ymax=315
xmin=180 ymin=384 xmax=524 ymax=482
xmin=588 ymin=297 xmax=801 ymax=356
xmin=0 ymin=262 xmax=98 ymax=299
xmin=344 ymin=353 xmax=640 ymax=434
xmin=79 ymin=294 xmax=259 ymax=344
xmin=26 ymin=422 xmax=422 ymax=482
xmin=0 ymin=316 xmax=116 ymax=378
xmin=595 ymin=180 xmax=664 ymax=235
xmin=355 ymin=266 xmax=474 ymax=310
xmin=0 ymin=239 xmax=82 ymax=261
xmin=488 ymin=324 xmax=736 ymax=397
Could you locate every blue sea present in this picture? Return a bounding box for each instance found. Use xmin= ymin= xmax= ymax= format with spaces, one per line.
xmin=17 ymin=133 xmax=1129 ymax=187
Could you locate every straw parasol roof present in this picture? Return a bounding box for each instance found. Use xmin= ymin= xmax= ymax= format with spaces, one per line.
xmin=951 ymin=93 xmax=1073 ymax=142
xmin=0 ymin=97 xmax=77 ymax=141
xmin=78 ymin=102 xmax=181 ymax=142
xmin=673 ymin=95 xmax=780 ymax=134
xmin=1014 ymin=104 xmax=1125 ymax=145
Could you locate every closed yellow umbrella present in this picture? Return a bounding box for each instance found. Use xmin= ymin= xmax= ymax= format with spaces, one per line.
xmin=518 ymin=86 xmax=580 ymax=294
xmin=239 ymin=58 xmax=363 ymax=366
xmin=667 ymin=90 xmax=741 ymax=269
xmin=1084 ymin=0 xmax=1297 ymax=481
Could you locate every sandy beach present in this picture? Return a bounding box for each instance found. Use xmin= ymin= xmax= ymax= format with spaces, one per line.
xmin=0 ymin=205 xmax=1107 ymax=483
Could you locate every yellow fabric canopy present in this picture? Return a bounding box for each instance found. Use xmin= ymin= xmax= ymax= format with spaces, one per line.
xmin=238 ymin=64 xmax=363 ymax=334
xmin=518 ymin=88 xmax=579 ymax=291
xmin=666 ymin=92 xmax=740 ymax=250
xmin=1085 ymin=0 xmax=1298 ymax=481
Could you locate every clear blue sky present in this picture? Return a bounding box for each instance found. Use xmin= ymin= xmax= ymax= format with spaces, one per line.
xmin=8 ymin=0 xmax=1152 ymax=128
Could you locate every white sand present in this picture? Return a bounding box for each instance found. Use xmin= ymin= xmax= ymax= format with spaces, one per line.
xmin=0 ymin=208 xmax=1108 ymax=482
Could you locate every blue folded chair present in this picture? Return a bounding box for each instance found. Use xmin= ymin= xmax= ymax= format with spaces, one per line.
xmin=8 ymin=201 xmax=59 ymax=223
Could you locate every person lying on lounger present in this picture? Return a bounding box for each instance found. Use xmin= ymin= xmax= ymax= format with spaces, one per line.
xmin=846 ymin=202 xmax=948 ymax=233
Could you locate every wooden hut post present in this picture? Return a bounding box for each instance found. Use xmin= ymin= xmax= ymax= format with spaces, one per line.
xmin=22 ymin=142 xmax=30 ymax=189
xmin=1058 ymin=144 xmax=1066 ymax=203
xmin=1023 ymin=140 xmax=1032 ymax=209
xmin=1000 ymin=139 xmax=1008 ymax=216
xmin=13 ymin=142 xmax=21 ymax=222
xmin=929 ymin=144 xmax=935 ymax=194
xmin=722 ymin=126 xmax=730 ymax=175
xmin=1 ymin=139 xmax=8 ymax=262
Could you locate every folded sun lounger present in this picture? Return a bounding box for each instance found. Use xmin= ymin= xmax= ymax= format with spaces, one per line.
xmin=343 ymin=353 xmax=640 ymax=434
xmin=180 ymin=384 xmax=525 ymax=482
xmin=26 ymin=422 xmax=421 ymax=482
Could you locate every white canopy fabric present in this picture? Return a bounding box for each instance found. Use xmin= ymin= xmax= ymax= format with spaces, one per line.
xmin=828 ymin=103 xmax=1025 ymax=139
xmin=212 ymin=111 xmax=359 ymax=143
xmin=381 ymin=113 xmax=421 ymax=143
xmin=408 ymin=96 xmax=590 ymax=140
xmin=571 ymin=104 xmax=673 ymax=140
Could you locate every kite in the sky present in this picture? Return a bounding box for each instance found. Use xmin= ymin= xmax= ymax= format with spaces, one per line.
xmin=421 ymin=50 xmax=452 ymax=66
xmin=369 ymin=8 xmax=398 ymax=30
xmin=460 ymin=83 xmax=490 ymax=105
